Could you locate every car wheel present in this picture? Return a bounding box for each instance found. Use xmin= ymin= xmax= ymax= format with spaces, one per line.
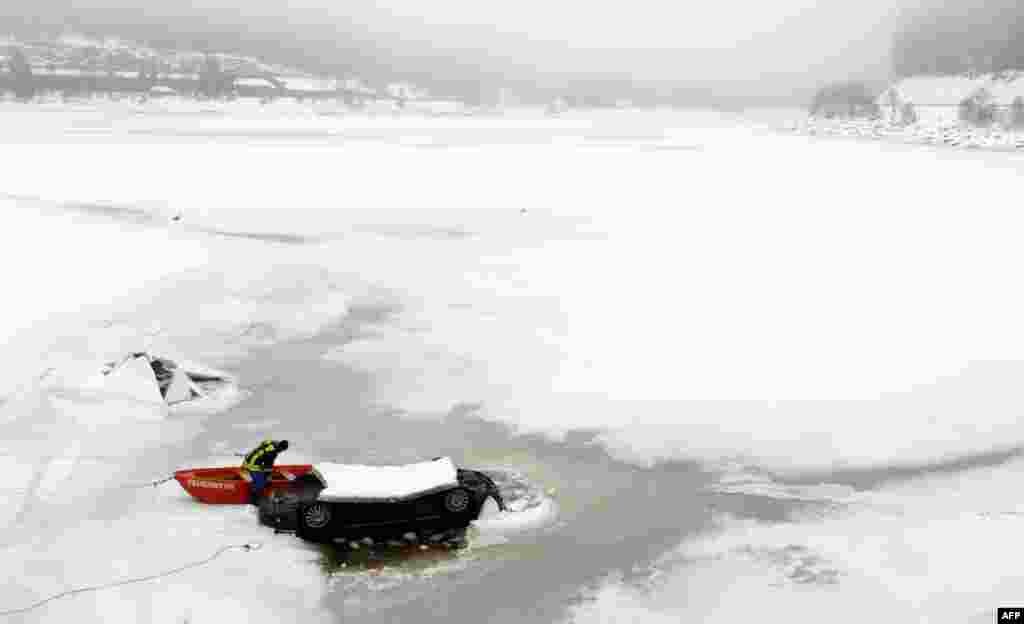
xmin=302 ymin=502 xmax=332 ymax=529
xmin=444 ymin=488 xmax=470 ymax=513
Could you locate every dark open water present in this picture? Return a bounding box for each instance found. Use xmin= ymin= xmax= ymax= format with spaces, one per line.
xmin=178 ymin=298 xmax=812 ymax=623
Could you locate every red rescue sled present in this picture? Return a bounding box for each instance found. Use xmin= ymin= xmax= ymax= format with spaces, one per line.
xmin=174 ymin=464 xmax=314 ymax=504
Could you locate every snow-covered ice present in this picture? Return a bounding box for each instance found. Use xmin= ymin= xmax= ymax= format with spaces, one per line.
xmin=3 ymin=99 xmax=1024 ymax=622
xmin=569 ymin=453 xmax=1024 ymax=624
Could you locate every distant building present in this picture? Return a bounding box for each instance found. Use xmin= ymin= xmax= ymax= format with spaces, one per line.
xmin=982 ymin=75 xmax=1024 ymax=127
xmin=878 ymin=74 xmax=1024 ymax=127
xmin=148 ymin=85 xmax=178 ymax=98
xmin=545 ymin=97 xmax=569 ymax=116
xmin=386 ymin=82 xmax=425 ymax=100
xmin=877 ymin=75 xmax=986 ymax=125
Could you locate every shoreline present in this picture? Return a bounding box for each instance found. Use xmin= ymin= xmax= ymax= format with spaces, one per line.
xmin=777 ymin=115 xmax=1024 ymax=153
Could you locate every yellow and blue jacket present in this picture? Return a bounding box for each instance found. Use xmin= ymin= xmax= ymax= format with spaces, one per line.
xmin=242 ymin=439 xmax=285 ymax=473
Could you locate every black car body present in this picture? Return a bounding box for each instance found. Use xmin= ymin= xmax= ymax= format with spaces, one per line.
xmin=259 ymin=463 xmax=504 ymax=545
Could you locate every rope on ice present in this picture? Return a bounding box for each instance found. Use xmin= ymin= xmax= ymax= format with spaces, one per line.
xmin=121 ymin=474 xmax=176 ymax=489
xmin=0 ymin=542 xmax=263 ymax=617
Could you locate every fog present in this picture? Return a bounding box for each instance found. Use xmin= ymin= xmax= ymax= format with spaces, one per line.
xmin=5 ymin=0 xmax=919 ymax=99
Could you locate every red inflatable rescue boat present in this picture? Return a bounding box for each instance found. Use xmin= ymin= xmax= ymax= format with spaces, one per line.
xmin=174 ymin=464 xmax=314 ymax=504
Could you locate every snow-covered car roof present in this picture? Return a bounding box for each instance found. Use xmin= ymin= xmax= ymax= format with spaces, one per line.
xmin=313 ymin=456 xmax=458 ymax=502
xmin=888 ymin=75 xmax=986 ymax=106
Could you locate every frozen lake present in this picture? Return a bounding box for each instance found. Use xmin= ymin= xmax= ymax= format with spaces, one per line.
xmin=3 ymin=100 xmax=1024 ymax=623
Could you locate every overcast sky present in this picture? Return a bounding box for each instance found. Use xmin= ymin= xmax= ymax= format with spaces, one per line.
xmin=8 ymin=0 xmax=916 ymax=95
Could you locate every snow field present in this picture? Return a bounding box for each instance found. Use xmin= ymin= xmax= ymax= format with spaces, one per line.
xmin=4 ymin=102 xmax=1024 ymax=622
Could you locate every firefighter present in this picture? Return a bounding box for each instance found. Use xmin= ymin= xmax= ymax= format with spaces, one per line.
xmin=241 ymin=439 xmax=289 ymax=504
